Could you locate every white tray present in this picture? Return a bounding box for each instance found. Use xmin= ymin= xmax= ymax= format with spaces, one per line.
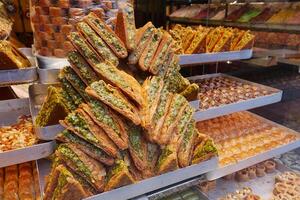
xmin=179 ymin=49 xmax=253 ymax=66
xmin=206 ymin=112 xmax=300 ymax=181
xmin=188 ymin=73 xmax=283 ymax=122
xmin=0 ymin=98 xmax=56 ymax=168
xmin=0 ymin=67 xmax=38 ymax=86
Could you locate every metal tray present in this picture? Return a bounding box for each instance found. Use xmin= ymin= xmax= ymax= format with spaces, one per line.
xmin=37 ymin=157 xmax=217 ymax=200
xmin=188 ymin=73 xmax=283 ymax=122
xmin=205 ymin=162 xmax=293 ymax=200
xmin=179 ymin=49 xmax=253 ymax=66
xmin=0 ymin=67 xmax=38 ymax=86
xmin=0 ymin=98 xmax=56 ymax=168
xmin=206 ymin=112 xmax=300 ymax=181
xmin=29 ymin=84 xmax=64 ymax=141
xmin=38 ymin=68 xmax=61 ymax=84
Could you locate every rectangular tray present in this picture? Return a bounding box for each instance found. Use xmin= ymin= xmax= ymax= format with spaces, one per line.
xmin=37 ymin=157 xmax=217 ymax=200
xmin=179 ymin=49 xmax=253 ymax=66
xmin=38 ymin=68 xmax=61 ymax=84
xmin=205 ymin=162 xmax=291 ymax=200
xmin=29 ymin=83 xmax=64 ymax=141
xmin=0 ymin=98 xmax=56 ymax=168
xmin=206 ymin=112 xmax=300 ymax=181
xmin=0 ymin=67 xmax=38 ymax=86
xmin=188 ymin=73 xmax=283 ymax=122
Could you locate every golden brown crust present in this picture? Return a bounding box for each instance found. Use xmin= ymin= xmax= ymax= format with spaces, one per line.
xmin=80 ymin=103 xmax=129 ymax=150
xmin=85 ymin=85 xmax=141 ymax=125
xmin=83 ymin=12 xmax=128 ymax=58
xmin=128 ymin=136 xmax=148 ymax=171
xmin=104 ymin=170 xmax=135 ymax=192
xmin=128 ymin=22 xmax=155 ymax=65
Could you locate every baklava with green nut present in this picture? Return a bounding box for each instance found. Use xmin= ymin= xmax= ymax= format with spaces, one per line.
xmin=86 ymin=80 xmax=141 ymax=125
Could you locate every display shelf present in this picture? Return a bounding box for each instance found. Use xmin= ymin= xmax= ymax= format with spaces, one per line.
xmin=205 ymin=112 xmax=300 ymax=180
xmin=37 ymin=68 xmax=60 ymax=84
xmin=189 ymin=73 xmax=282 ymax=122
xmin=29 ymin=83 xmax=64 ymax=141
xmin=179 ymin=49 xmax=253 ymax=66
xmin=0 ymin=67 xmax=38 ymax=87
xmin=168 ymin=17 xmax=300 ymax=34
xmin=205 ymin=161 xmax=292 ymax=199
xmin=0 ymin=98 xmax=56 ymax=168
xmin=37 ymin=157 xmax=218 ymax=200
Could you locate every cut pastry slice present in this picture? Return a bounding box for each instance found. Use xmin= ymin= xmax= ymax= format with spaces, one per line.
xmin=138 ymin=29 xmax=163 ymax=71
xmin=115 ymin=3 xmax=136 ymax=51
xmin=59 ymin=76 xmax=84 ymax=107
xmin=80 ymin=101 xmax=128 ymax=150
xmin=69 ymin=32 xmax=143 ymax=106
xmin=180 ymin=83 xmax=199 ymax=101
xmin=206 ymin=27 xmax=224 ymax=53
xmin=61 ymin=66 xmax=91 ymax=102
xmin=123 ymin=151 xmax=143 ymax=181
xmin=35 ymin=86 xmax=70 ymax=127
xmin=230 ymin=29 xmax=246 ymax=51
xmin=141 ymin=76 xmax=164 ymax=130
xmin=156 ymin=144 xmax=178 ymax=175
xmin=86 ymin=80 xmax=141 ymax=125
xmin=233 ymin=31 xmax=255 ymax=51
xmin=105 ymin=159 xmax=135 ymax=191
xmin=186 ymin=27 xmax=211 ymax=54
xmin=0 ymin=40 xmax=31 ymax=69
xmin=149 ymin=32 xmax=173 ymax=75
xmin=56 ymin=144 xmax=106 ymax=192
xmin=142 ymin=142 xmax=160 ymax=178
xmin=178 ymin=121 xmax=197 ymax=168
xmin=149 ymin=86 xmax=173 ymax=143
xmin=84 ymin=12 xmax=128 ymax=58
xmin=68 ymin=51 xmax=99 ymax=86
xmin=159 ymin=94 xmax=189 ymax=145
xmin=192 ymin=133 xmax=218 ymax=165
xmin=126 ymin=122 xmax=148 ymax=171
xmin=60 ymin=109 xmax=118 ymax=157
xmin=212 ymin=28 xmax=233 ymax=52
xmin=76 ymin=22 xmax=119 ymax=66
xmin=56 ymin=129 xmax=115 ymax=166
xmin=44 ymin=164 xmax=94 ymax=200
xmin=128 ymin=22 xmax=155 ymax=65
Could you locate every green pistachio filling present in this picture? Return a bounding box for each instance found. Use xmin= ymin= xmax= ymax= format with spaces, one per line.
xmin=164 ymin=95 xmax=186 ymax=127
xmin=107 ymin=159 xmax=126 ymax=181
xmin=124 ymin=5 xmax=135 ymax=43
xmin=193 ymin=140 xmax=217 ymax=159
xmin=157 ymin=147 xmax=173 ymax=168
xmin=68 ymin=51 xmax=99 ymax=85
xmin=77 ymin=22 xmax=119 ymax=66
xmin=147 ymin=77 xmax=161 ymax=106
xmin=52 ymin=170 xmax=69 ymax=199
xmin=89 ymin=100 xmax=121 ymax=136
xmin=177 ymin=107 xmax=194 ymax=135
xmin=153 ymin=86 xmax=169 ymax=123
xmin=182 ymin=122 xmax=195 ymax=148
xmin=66 ymin=112 xmax=99 ymax=144
xmin=69 ymin=32 xmax=101 ymax=65
xmin=87 ymin=16 xmax=125 ymax=52
xmin=58 ymin=130 xmax=109 ymax=159
xmin=91 ymin=81 xmax=132 ymax=110
xmin=127 ymin=124 xmax=143 ymax=158
xmin=60 ymin=77 xmax=84 ymax=106
xmin=58 ymin=145 xmax=92 ymax=181
xmin=63 ymin=66 xmax=91 ymax=101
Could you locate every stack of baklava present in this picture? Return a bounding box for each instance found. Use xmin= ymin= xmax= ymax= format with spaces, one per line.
xmin=169 ymin=24 xmax=255 ymax=54
xmin=40 ymin=3 xmax=217 ymax=200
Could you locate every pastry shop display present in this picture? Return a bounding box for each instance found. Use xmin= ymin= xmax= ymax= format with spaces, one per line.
xmin=30 ymin=0 xmax=120 ymax=57
xmin=197 ymin=112 xmax=298 ymax=166
xmin=0 ymin=161 xmax=41 ymax=200
xmin=192 ymin=76 xmax=275 ymax=111
xmin=34 ymin=4 xmax=218 ymax=199
xmin=271 ymin=171 xmax=300 ymax=200
xmin=218 ymin=187 xmax=262 ymax=200
xmin=0 ymin=115 xmax=37 ymax=152
xmin=169 ymin=25 xmax=254 ymax=54
xmin=0 ymin=40 xmax=31 ymax=70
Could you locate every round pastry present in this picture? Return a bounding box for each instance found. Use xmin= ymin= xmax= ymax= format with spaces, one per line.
xmin=236 ymin=187 xmax=252 ymax=198
xmin=247 ymin=166 xmax=257 ymax=179
xmin=256 ymin=164 xmax=266 ymax=177
xmin=273 ymin=182 xmax=289 ymax=195
xmin=236 ymin=169 xmax=250 ymax=182
xmin=245 ymin=194 xmax=261 ymax=200
xmin=198 ymin=182 xmax=209 ymax=193
xmin=264 ymin=160 xmax=276 ymax=173
xmin=223 ymin=173 xmax=235 ymax=181
xmin=275 ymin=171 xmax=300 ymax=183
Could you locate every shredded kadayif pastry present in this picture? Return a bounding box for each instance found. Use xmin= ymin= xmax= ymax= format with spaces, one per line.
xmin=0 ymin=116 xmax=37 ymax=152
